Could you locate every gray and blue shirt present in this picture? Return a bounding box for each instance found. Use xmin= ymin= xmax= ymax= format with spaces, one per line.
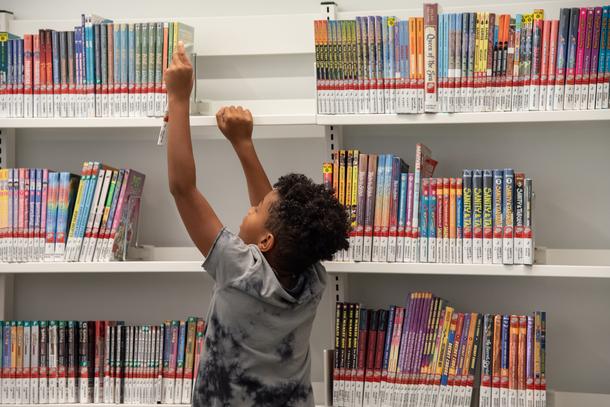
xmin=193 ymin=228 xmax=326 ymax=407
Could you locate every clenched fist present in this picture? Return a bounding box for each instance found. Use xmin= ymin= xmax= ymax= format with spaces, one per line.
xmin=164 ymin=41 xmax=193 ymax=102
xmin=216 ymin=106 xmax=254 ymax=147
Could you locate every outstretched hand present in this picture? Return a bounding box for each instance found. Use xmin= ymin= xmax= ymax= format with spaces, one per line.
xmin=216 ymin=106 xmax=254 ymax=147
xmin=164 ymin=41 xmax=193 ymax=102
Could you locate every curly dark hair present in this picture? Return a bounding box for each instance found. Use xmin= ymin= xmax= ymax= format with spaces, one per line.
xmin=265 ymin=173 xmax=350 ymax=273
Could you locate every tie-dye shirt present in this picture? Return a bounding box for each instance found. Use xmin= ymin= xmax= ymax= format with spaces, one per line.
xmin=193 ymin=228 xmax=326 ymax=407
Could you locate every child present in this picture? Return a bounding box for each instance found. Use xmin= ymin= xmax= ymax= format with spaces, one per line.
xmin=164 ymin=42 xmax=350 ymax=406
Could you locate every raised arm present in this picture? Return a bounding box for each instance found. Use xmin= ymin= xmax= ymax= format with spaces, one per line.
xmin=216 ymin=106 xmax=272 ymax=206
xmin=165 ymin=42 xmax=223 ymax=256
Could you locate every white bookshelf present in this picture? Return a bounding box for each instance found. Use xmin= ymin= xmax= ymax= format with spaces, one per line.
xmin=0 ymin=114 xmax=317 ymax=129
xmin=3 ymin=248 xmax=610 ymax=278
xmin=2 ymin=1 xmax=610 ymax=405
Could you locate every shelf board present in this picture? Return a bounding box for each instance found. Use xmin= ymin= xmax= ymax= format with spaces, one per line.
xmin=0 ymin=261 xmax=204 ymax=273
xmin=4 ymin=110 xmax=609 ymax=129
xmin=9 ymin=405 xmax=186 ymax=407
xmin=2 ymin=260 xmax=610 ymax=278
xmin=316 ymin=109 xmax=610 ymax=125
xmin=325 ymin=261 xmax=610 ymax=278
xmin=0 ymin=114 xmax=317 ymax=129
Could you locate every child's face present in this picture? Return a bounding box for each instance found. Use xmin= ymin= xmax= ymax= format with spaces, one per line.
xmin=238 ymin=189 xmax=279 ymax=250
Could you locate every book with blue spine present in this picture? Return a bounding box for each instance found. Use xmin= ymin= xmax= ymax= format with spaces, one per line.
xmin=427 ymin=178 xmax=437 ymax=263
xmin=71 ymin=163 xmax=99 ymax=261
xmin=419 ymin=178 xmax=430 ymax=262
xmin=379 ymin=154 xmax=394 ymax=261
xmin=396 ymin=172 xmax=408 ymax=262
xmin=94 ymin=24 xmax=102 ymax=117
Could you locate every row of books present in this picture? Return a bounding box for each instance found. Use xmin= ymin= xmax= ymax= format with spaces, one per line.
xmin=0 ymin=15 xmax=194 ymax=119
xmin=0 ymin=164 xmax=145 ymax=263
xmin=313 ymin=4 xmax=610 ymax=114
xmin=323 ymin=145 xmax=534 ymax=265
xmin=0 ymin=318 xmax=205 ymax=405
xmin=332 ymin=295 xmax=546 ymax=407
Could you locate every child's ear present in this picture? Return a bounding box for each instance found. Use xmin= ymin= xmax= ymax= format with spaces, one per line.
xmin=258 ymin=232 xmax=275 ymax=253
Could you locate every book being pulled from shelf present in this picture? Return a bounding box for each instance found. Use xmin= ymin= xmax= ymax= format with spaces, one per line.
xmin=323 ymin=145 xmax=535 ymax=265
xmin=332 ymin=295 xmax=546 ymax=407
xmin=0 ymin=317 xmax=205 ymax=405
xmin=0 ymin=15 xmax=194 ymax=119
xmin=0 ymin=163 xmax=145 ymax=263
xmin=313 ymin=4 xmax=610 ymax=114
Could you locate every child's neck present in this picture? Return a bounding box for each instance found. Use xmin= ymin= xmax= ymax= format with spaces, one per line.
xmin=276 ymin=272 xmax=297 ymax=291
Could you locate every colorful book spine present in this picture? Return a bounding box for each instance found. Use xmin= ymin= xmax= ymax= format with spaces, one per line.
xmin=564 ymin=8 xmax=580 ymax=109
xmin=503 ymin=169 xmax=515 ymax=264
xmin=514 ymin=173 xmax=525 ymax=264
xmin=523 ymin=178 xmax=534 ymax=265
xmin=492 ymin=169 xmax=504 ymax=264
xmin=472 ymin=169 xmax=483 ymax=263
xmin=424 ymin=4 xmax=439 ymax=112
xmin=419 ymin=178 xmax=430 ymax=262
xmin=554 ymin=9 xmax=571 ymax=110
xmin=387 ymin=156 xmax=402 ymax=262
xmin=598 ymin=6 xmax=610 ymax=109
xmin=462 ymin=170 xmax=473 ymax=263
xmin=482 ymin=170 xmax=493 ymax=264
xmin=427 ymin=178 xmax=437 ymax=263
xmin=580 ymin=8 xmax=595 ymax=110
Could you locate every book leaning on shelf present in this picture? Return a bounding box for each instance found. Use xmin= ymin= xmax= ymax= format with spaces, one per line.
xmin=332 ymin=295 xmax=546 ymax=407
xmin=0 ymin=163 xmax=145 ymax=263
xmin=313 ymin=3 xmax=610 ymax=114
xmin=0 ymin=317 xmax=205 ymax=405
xmin=323 ymin=146 xmax=535 ymax=265
xmin=0 ymin=14 xmax=194 ymax=119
